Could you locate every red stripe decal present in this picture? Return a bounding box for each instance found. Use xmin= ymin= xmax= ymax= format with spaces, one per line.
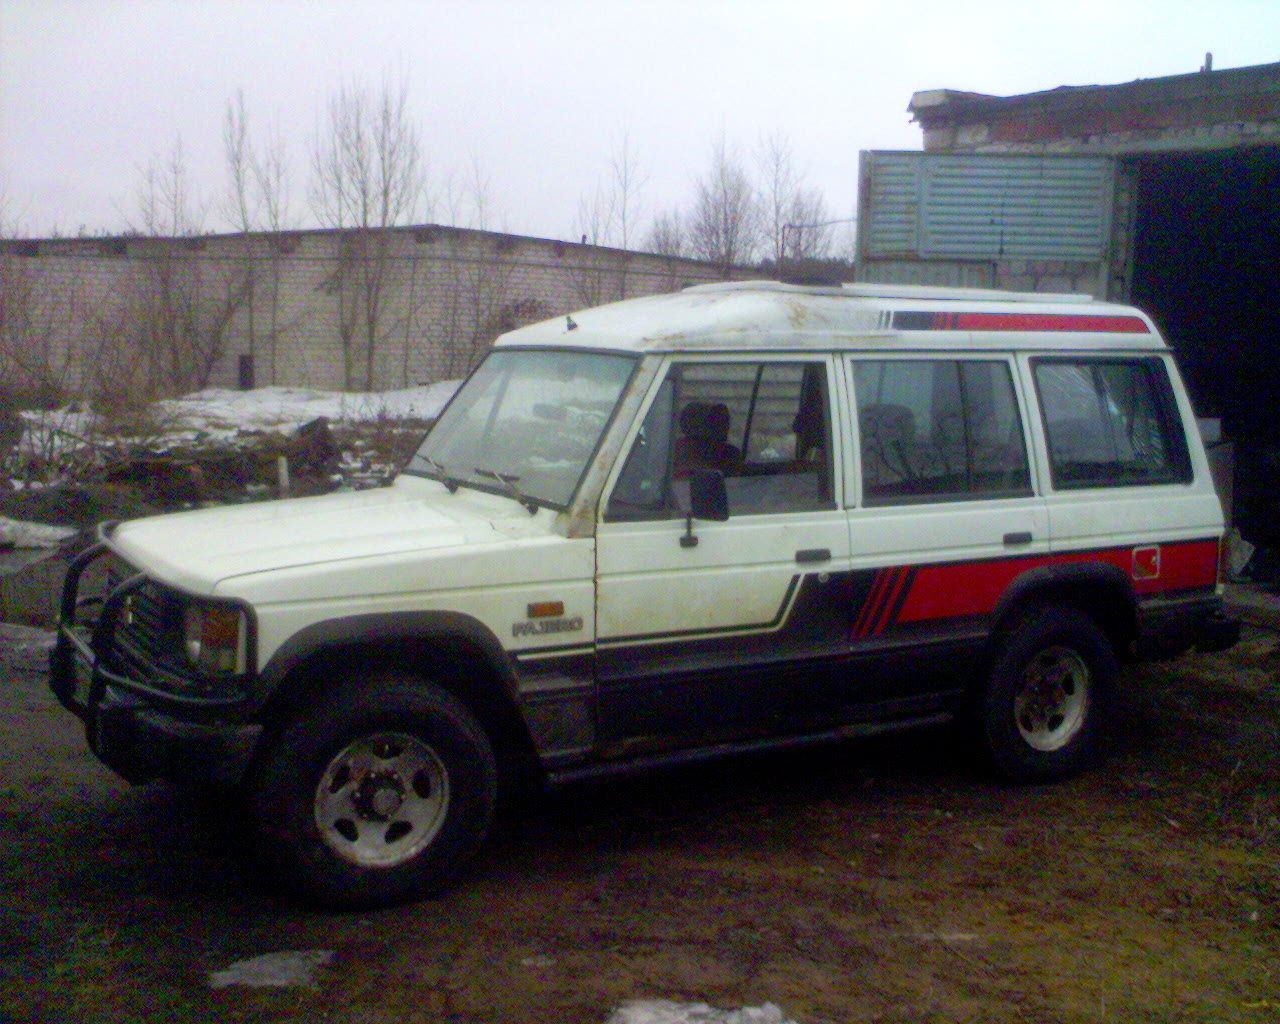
xmin=894 ymin=539 xmax=1220 ymax=623
xmin=953 ymin=312 xmax=1149 ymax=333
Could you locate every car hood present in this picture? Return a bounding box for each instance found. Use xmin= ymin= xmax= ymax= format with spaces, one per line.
xmin=106 ymin=478 xmax=552 ymax=593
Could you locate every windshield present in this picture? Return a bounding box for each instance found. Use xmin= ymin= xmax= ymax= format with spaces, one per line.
xmin=405 ymin=348 xmax=637 ymax=509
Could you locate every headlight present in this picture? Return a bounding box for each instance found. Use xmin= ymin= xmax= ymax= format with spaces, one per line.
xmin=182 ymin=602 xmax=247 ymax=675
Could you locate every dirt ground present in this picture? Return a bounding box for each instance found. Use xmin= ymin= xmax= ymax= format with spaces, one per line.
xmin=1 ymin=627 xmax=1277 ymax=1024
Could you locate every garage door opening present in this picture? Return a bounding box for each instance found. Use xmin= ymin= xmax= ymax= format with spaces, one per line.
xmin=1128 ymin=146 xmax=1280 ymax=544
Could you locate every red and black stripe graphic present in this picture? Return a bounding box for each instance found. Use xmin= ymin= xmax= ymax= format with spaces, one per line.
xmin=848 ymin=538 xmax=1219 ymax=640
xmin=851 ymin=564 xmax=918 ymax=639
xmin=891 ymin=311 xmax=1150 ymax=334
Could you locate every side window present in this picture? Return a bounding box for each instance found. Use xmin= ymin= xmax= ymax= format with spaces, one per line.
xmin=604 ymin=361 xmax=834 ymax=520
xmin=1033 ymin=358 xmax=1191 ymax=488
xmin=853 ymin=359 xmax=1031 ymax=505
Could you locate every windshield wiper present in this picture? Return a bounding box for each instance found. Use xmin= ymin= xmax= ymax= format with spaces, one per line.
xmin=472 ymin=467 xmax=540 ymax=516
xmin=420 ymin=456 xmax=460 ymax=493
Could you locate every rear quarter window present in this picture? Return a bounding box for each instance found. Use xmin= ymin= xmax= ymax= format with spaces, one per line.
xmin=1033 ymin=357 xmax=1192 ymax=489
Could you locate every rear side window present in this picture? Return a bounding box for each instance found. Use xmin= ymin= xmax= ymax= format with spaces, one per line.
xmin=853 ymin=359 xmax=1031 ymax=506
xmin=1033 ymin=358 xmax=1191 ymax=489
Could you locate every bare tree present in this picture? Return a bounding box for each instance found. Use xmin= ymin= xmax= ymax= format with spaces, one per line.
xmin=442 ymin=203 xmax=515 ymax=377
xmin=221 ymin=90 xmax=299 ymax=385
xmin=575 ymin=185 xmax=613 ymax=248
xmin=757 ymin=132 xmax=832 ymax=265
xmin=222 ymin=90 xmax=258 ymax=233
xmin=0 ymin=178 xmax=26 ymax=239
xmin=0 ymin=251 xmax=75 ymax=402
xmin=574 ymin=132 xmax=646 ymax=249
xmin=309 ymin=75 xmax=428 ymax=389
xmin=643 ymin=208 xmax=686 ymax=257
xmin=688 ymin=136 xmax=758 ymax=274
xmin=572 ymin=133 xmax=646 ymax=303
xmin=778 ymin=189 xmax=834 ymax=263
xmin=222 ymin=89 xmax=296 ymax=233
xmin=128 ymin=137 xmax=251 ymax=396
xmin=571 ymin=185 xmax=616 ymax=307
xmin=608 ymin=131 xmax=645 ymax=253
xmin=134 ymin=137 xmax=207 ymax=238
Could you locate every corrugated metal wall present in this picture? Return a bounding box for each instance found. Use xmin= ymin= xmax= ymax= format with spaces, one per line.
xmin=858 ymin=151 xmax=1117 ymax=261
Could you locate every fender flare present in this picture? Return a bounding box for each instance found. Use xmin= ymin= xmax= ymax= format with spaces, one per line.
xmin=989 ymin=560 xmax=1137 ymax=641
xmin=251 ymin=610 xmax=523 ymax=713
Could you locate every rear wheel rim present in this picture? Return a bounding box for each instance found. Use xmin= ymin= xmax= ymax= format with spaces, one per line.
xmin=313 ymin=731 xmax=451 ymax=868
xmin=1013 ymin=645 xmax=1090 ymax=752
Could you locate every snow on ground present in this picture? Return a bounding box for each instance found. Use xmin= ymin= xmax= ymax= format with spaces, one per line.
xmin=17 ymin=382 xmax=460 ymax=457
xmin=207 ymin=950 xmax=335 ymax=990
xmin=155 ymin=382 xmax=459 ymax=437
xmin=0 ymin=517 xmax=77 ymax=549
xmin=605 ymin=1002 xmax=801 ymax=1024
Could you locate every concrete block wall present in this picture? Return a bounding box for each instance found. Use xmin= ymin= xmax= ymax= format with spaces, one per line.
xmin=0 ymin=226 xmax=729 ymax=399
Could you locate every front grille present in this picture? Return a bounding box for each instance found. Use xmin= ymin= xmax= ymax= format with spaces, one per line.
xmin=114 ymin=580 xmax=189 ymax=681
xmin=77 ymin=552 xmax=197 ymax=692
xmin=63 ymin=543 xmax=245 ymax=705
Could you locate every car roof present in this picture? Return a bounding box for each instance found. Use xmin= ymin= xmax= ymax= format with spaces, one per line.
xmin=495 ymin=280 xmax=1168 ymax=354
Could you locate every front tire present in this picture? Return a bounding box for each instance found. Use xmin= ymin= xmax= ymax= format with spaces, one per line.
xmin=249 ymin=675 xmax=497 ymax=909
xmin=979 ymin=605 xmax=1116 ymax=782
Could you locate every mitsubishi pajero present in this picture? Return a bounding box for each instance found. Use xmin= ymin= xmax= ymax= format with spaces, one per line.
xmin=51 ymin=281 xmax=1240 ymax=906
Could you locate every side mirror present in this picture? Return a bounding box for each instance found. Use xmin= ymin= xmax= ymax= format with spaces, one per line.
xmin=680 ymin=469 xmax=729 ymax=548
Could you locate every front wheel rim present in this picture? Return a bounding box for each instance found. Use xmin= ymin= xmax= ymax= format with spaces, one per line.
xmin=1013 ymin=645 xmax=1090 ymax=752
xmin=313 ymin=731 xmax=451 ymax=868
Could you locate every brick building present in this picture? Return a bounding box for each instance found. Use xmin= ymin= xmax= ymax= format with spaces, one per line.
xmin=0 ymin=225 xmax=730 ymax=399
xmin=855 ymin=60 xmax=1280 ymax=542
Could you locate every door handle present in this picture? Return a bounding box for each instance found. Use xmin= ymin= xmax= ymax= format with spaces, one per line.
xmin=1003 ymin=531 xmax=1033 ymax=546
xmin=795 ymin=548 xmax=831 ymax=564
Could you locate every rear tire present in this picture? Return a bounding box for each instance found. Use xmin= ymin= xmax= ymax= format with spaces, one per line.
xmin=249 ymin=675 xmax=497 ymax=909
xmin=979 ymin=604 xmax=1116 ymax=782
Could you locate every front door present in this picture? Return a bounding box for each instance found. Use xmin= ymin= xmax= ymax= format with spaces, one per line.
xmin=594 ymin=355 xmax=852 ymax=752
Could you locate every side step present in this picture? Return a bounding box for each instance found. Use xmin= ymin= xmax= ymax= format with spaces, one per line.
xmin=546 ymin=712 xmax=954 ymax=787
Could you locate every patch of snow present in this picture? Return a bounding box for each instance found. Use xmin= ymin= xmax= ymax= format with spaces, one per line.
xmin=157 ymin=382 xmax=459 ymax=436
xmin=605 ymin=1001 xmax=802 ymax=1024
xmin=208 ymin=949 xmax=334 ymax=989
xmin=13 ymin=383 xmax=459 ymax=465
xmin=0 ymin=517 xmax=77 ymax=549
xmin=16 ymin=408 xmax=98 ymax=458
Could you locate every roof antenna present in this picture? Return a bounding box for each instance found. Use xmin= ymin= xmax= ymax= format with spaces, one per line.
xmin=566 ymin=315 xmax=578 ymax=331
xmin=1200 ymin=52 xmax=1213 ymax=72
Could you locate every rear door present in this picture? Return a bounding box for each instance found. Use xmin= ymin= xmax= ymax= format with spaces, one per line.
xmin=842 ymin=353 xmax=1050 ymax=701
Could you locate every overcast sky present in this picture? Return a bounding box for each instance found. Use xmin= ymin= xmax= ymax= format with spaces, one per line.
xmin=3 ymin=0 xmax=1278 ymax=243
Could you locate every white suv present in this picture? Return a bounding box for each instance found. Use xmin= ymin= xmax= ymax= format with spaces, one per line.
xmin=51 ymin=281 xmax=1239 ymax=906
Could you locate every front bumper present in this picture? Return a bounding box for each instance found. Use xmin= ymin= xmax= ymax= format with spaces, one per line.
xmin=50 ymin=631 xmax=262 ymax=786
xmin=49 ymin=538 xmax=262 ymax=788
